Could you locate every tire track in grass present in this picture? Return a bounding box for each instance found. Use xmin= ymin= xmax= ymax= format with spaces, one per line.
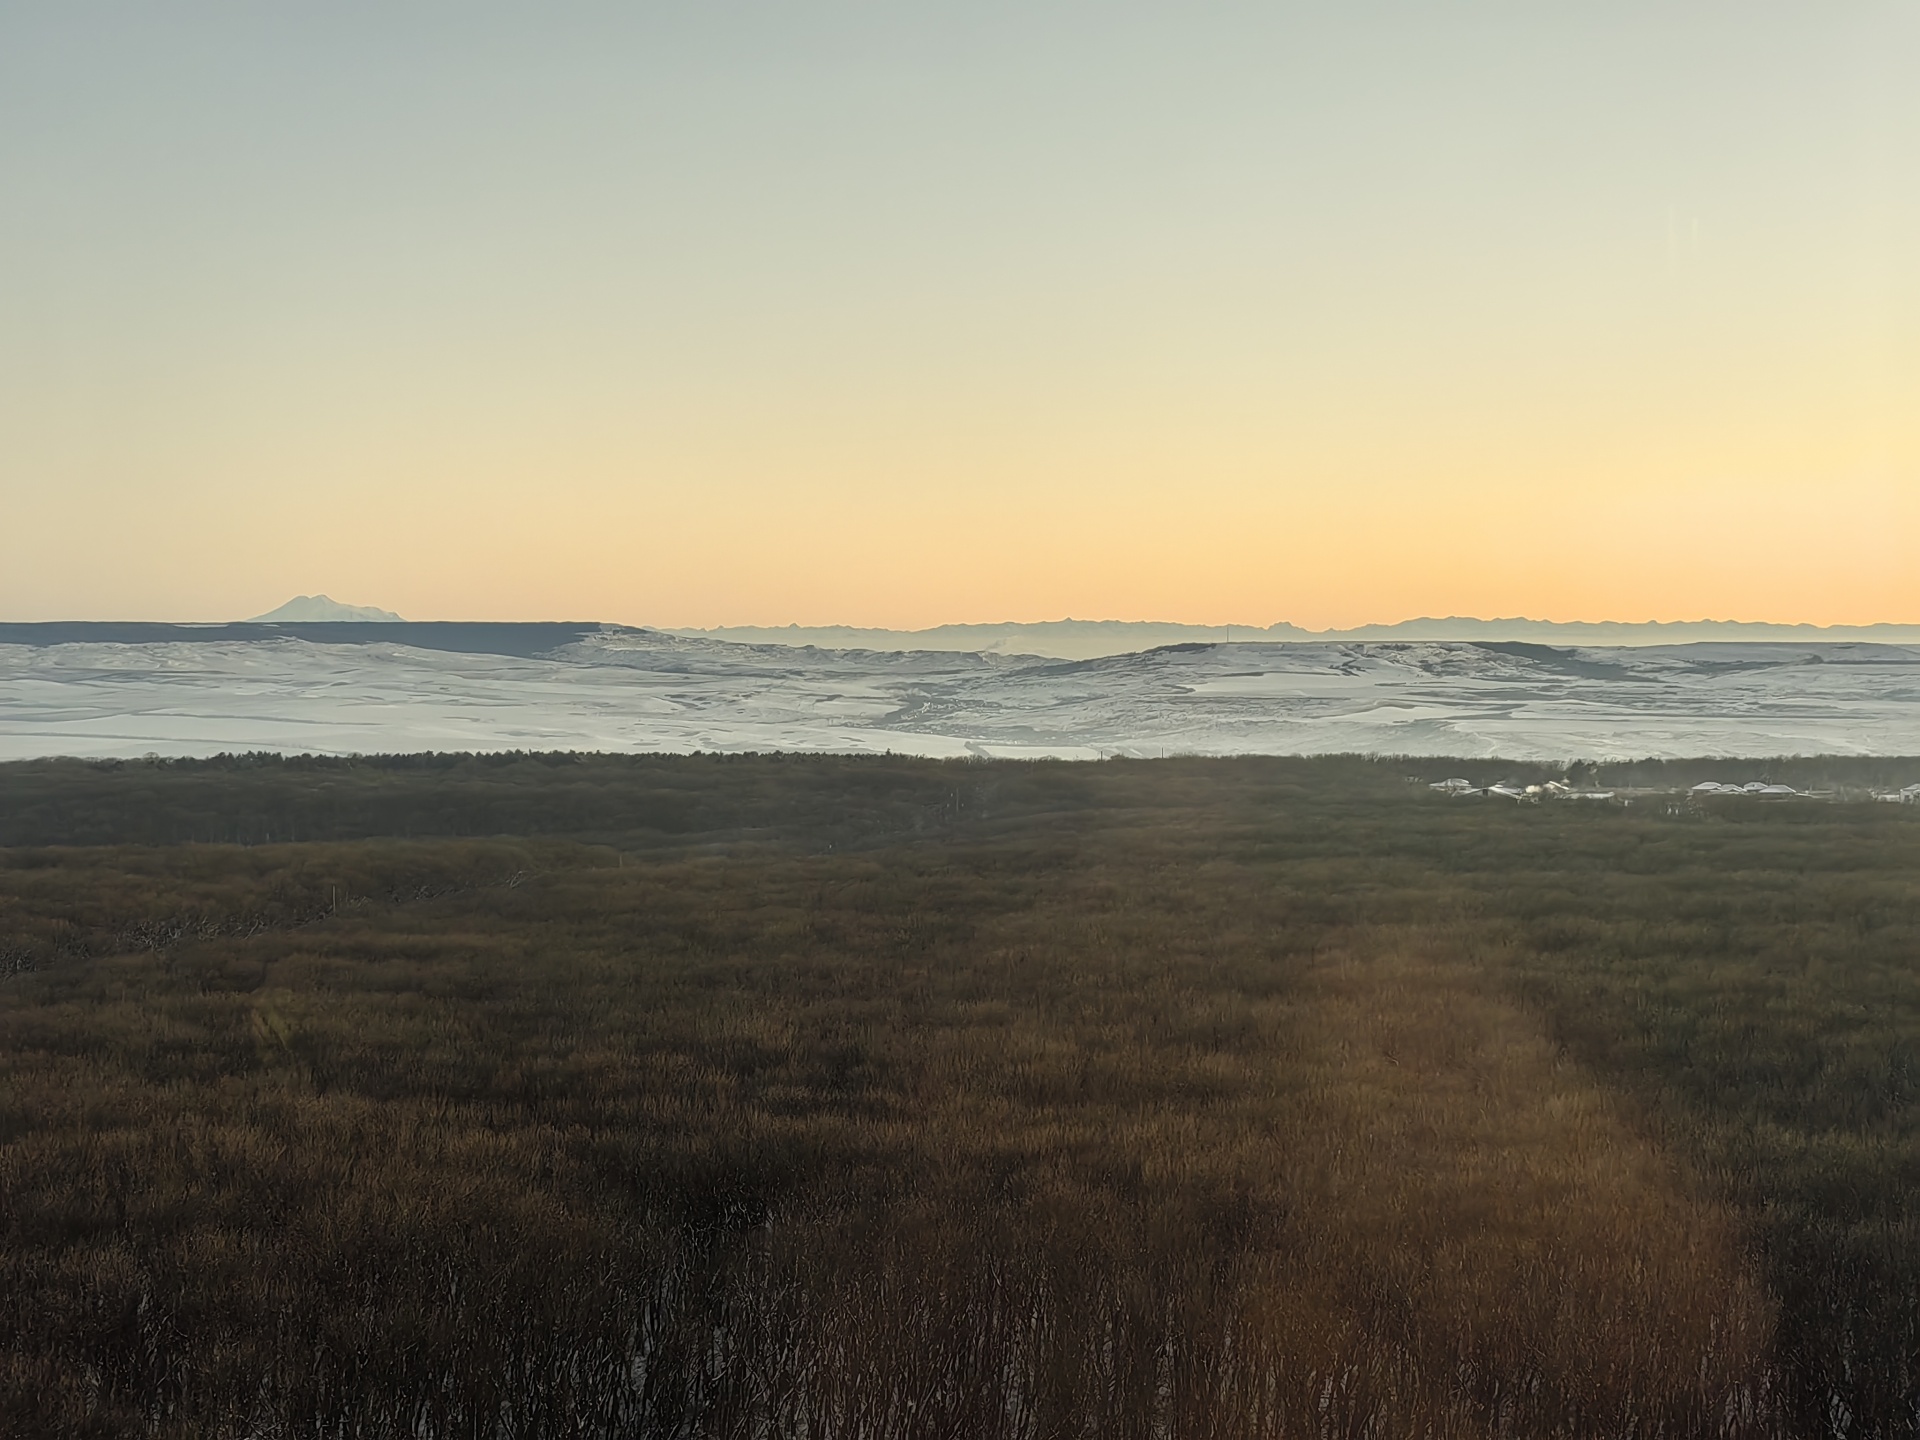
xmin=1276 ymin=931 xmax=1780 ymax=1437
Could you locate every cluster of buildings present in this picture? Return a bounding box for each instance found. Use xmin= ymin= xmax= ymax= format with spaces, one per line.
xmin=1427 ymin=775 xmax=1920 ymax=807
xmin=1428 ymin=778 xmax=1614 ymax=802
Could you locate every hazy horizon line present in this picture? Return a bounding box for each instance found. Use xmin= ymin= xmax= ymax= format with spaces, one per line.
xmin=681 ymin=615 xmax=1920 ymax=632
xmin=11 ymin=611 xmax=1920 ymax=631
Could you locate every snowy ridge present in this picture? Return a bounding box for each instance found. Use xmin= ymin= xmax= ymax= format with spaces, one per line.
xmin=674 ymin=617 xmax=1920 ymax=660
xmin=2 ymin=628 xmax=1918 ymax=760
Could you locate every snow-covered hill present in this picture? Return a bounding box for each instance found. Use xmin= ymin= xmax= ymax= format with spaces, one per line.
xmin=2 ymin=625 xmax=1917 ymax=760
xmin=674 ymin=617 xmax=1920 ymax=660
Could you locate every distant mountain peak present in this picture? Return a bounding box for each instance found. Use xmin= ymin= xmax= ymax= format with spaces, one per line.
xmin=248 ymin=595 xmax=404 ymax=623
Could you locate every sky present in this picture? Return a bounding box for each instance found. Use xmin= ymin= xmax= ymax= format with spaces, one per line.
xmin=2 ymin=2 xmax=1915 ymax=628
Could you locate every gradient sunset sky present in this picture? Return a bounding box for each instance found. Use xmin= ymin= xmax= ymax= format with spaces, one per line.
xmin=3 ymin=3 xmax=1914 ymax=628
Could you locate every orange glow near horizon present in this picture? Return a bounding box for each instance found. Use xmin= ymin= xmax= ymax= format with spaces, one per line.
xmin=3 ymin=6 xmax=1915 ymax=629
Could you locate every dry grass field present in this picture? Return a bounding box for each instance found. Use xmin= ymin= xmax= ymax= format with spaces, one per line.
xmin=2 ymin=754 xmax=1917 ymax=1437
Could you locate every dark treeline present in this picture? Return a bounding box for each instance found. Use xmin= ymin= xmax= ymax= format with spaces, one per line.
xmin=3 ymin=751 xmax=1915 ymax=853
xmin=0 ymin=751 xmax=1028 ymax=851
xmin=4 ymin=755 xmax=1920 ymax=1436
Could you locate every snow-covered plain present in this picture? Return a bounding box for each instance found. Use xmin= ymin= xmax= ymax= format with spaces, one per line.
xmin=3 ymin=628 xmax=1919 ymax=761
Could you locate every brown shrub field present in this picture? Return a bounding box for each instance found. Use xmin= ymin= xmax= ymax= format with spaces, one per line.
xmin=2 ymin=754 xmax=1916 ymax=1436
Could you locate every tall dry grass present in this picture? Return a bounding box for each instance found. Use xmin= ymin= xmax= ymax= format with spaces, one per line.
xmin=1275 ymin=934 xmax=1775 ymax=1436
xmin=1 ymin=819 xmax=1793 ymax=1438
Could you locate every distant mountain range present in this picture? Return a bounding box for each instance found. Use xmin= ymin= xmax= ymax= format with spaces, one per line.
xmin=249 ymin=595 xmax=404 ymax=623
xmin=670 ymin=617 xmax=1920 ymax=660
xmin=166 ymin=603 xmax=1920 ymax=660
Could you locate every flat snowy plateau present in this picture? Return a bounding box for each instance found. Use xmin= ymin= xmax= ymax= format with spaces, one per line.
xmin=3 ymin=625 xmax=1919 ymax=760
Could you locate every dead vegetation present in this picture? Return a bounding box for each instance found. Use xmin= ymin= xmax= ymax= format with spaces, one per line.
xmin=2 ymin=754 xmax=1916 ymax=1436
